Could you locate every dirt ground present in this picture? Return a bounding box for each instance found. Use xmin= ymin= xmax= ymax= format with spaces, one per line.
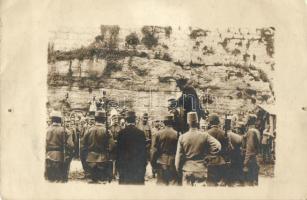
xmin=68 ymin=156 xmax=275 ymax=185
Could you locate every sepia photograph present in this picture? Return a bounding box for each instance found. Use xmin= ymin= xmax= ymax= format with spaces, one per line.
xmin=46 ymin=25 xmax=276 ymax=186
xmin=2 ymin=0 xmax=307 ymax=199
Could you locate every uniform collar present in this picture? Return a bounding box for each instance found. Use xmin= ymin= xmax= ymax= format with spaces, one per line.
xmin=52 ymin=123 xmax=61 ymax=126
xmin=190 ymin=127 xmax=199 ymax=132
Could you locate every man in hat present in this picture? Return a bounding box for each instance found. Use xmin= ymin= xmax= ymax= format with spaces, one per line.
xmin=206 ymin=113 xmax=230 ymax=186
xmin=175 ymin=112 xmax=221 ymax=186
xmin=242 ymin=114 xmax=260 ymax=186
xmin=45 ymin=111 xmax=69 ymax=182
xmin=151 ymin=115 xmax=179 ymax=185
xmin=110 ymin=114 xmax=121 ymax=141
xmin=80 ymin=110 xmax=115 ymax=183
xmin=116 ymin=111 xmax=147 ymax=185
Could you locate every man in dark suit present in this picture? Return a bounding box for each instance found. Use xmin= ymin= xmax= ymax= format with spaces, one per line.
xmin=151 ymin=115 xmax=179 ymax=185
xmin=80 ymin=111 xmax=115 ymax=183
xmin=242 ymin=114 xmax=260 ymax=186
xmin=175 ymin=112 xmax=221 ymax=186
xmin=116 ymin=111 xmax=147 ymax=185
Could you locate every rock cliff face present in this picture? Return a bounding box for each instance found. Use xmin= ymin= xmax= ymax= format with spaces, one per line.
xmin=48 ymin=25 xmax=275 ymax=116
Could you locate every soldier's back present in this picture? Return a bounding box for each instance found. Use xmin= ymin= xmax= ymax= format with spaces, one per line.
xmin=157 ymin=127 xmax=178 ymax=155
xmin=85 ymin=125 xmax=110 ymax=152
xmin=46 ymin=125 xmax=65 ymax=149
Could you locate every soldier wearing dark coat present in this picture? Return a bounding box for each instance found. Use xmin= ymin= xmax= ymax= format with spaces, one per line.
xmin=151 ymin=115 xmax=179 ymax=185
xmin=206 ymin=114 xmax=230 ymax=185
xmin=45 ymin=111 xmax=67 ymax=182
xmin=226 ymin=129 xmax=244 ymax=185
xmin=175 ymin=112 xmax=221 ymax=186
xmin=80 ymin=111 xmax=115 ymax=183
xmin=62 ymin=118 xmax=75 ymax=182
xmin=80 ymin=116 xmax=94 ymax=179
xmin=242 ymin=114 xmax=260 ymax=186
xmin=116 ymin=111 xmax=147 ymax=185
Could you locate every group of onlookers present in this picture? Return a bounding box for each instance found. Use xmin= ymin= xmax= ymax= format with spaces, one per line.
xmin=46 ymin=106 xmax=272 ymax=186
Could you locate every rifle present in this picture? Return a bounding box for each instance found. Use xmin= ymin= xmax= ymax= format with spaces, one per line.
xmin=224 ymin=114 xmax=233 ymax=163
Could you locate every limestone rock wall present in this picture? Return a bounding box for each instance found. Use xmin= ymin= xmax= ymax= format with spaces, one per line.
xmin=48 ymin=26 xmax=275 ymax=116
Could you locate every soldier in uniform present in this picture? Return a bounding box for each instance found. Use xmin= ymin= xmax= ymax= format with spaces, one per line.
xmin=242 ymin=114 xmax=260 ymax=186
xmin=225 ymin=121 xmax=244 ymax=186
xmin=175 ymin=112 xmax=221 ymax=186
xmin=139 ymin=113 xmax=152 ymax=147
xmin=139 ymin=113 xmax=153 ymax=178
xmin=62 ymin=118 xmax=75 ymax=182
xmin=110 ymin=114 xmax=121 ymax=141
xmin=80 ymin=111 xmax=115 ymax=183
xmin=80 ymin=117 xmax=91 ymax=179
xmin=109 ymin=113 xmax=121 ymax=179
xmin=206 ymin=114 xmax=230 ymax=186
xmin=116 ymin=111 xmax=147 ymax=185
xmin=261 ymin=125 xmax=273 ymax=164
xmin=45 ymin=111 xmax=67 ymax=182
xmin=151 ymin=115 xmax=179 ymax=185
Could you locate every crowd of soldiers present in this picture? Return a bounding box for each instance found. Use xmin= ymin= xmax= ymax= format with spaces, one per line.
xmin=45 ymin=79 xmax=275 ymax=186
xmin=45 ymin=103 xmax=267 ymax=186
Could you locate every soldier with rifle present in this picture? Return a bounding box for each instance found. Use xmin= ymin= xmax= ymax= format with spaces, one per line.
xmin=62 ymin=118 xmax=75 ymax=182
xmin=45 ymin=111 xmax=73 ymax=182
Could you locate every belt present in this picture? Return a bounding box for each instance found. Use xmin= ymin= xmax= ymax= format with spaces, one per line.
xmin=46 ymin=147 xmax=63 ymax=152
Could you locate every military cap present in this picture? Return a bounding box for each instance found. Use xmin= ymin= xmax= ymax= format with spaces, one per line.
xmin=163 ymin=115 xmax=173 ymax=121
xmin=64 ymin=118 xmax=70 ymax=122
xmin=163 ymin=115 xmax=174 ymax=124
xmin=143 ymin=113 xmax=149 ymax=119
xmin=95 ymin=110 xmax=106 ymax=119
xmin=126 ymin=111 xmax=136 ymax=118
xmin=88 ymin=115 xmax=95 ymax=120
xmin=168 ymin=98 xmax=177 ymax=108
xmin=247 ymin=114 xmax=257 ymax=125
xmin=126 ymin=110 xmax=136 ymax=123
xmin=187 ymin=112 xmax=198 ymax=125
xmin=50 ymin=110 xmax=62 ymax=118
xmin=208 ymin=113 xmax=220 ymax=125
